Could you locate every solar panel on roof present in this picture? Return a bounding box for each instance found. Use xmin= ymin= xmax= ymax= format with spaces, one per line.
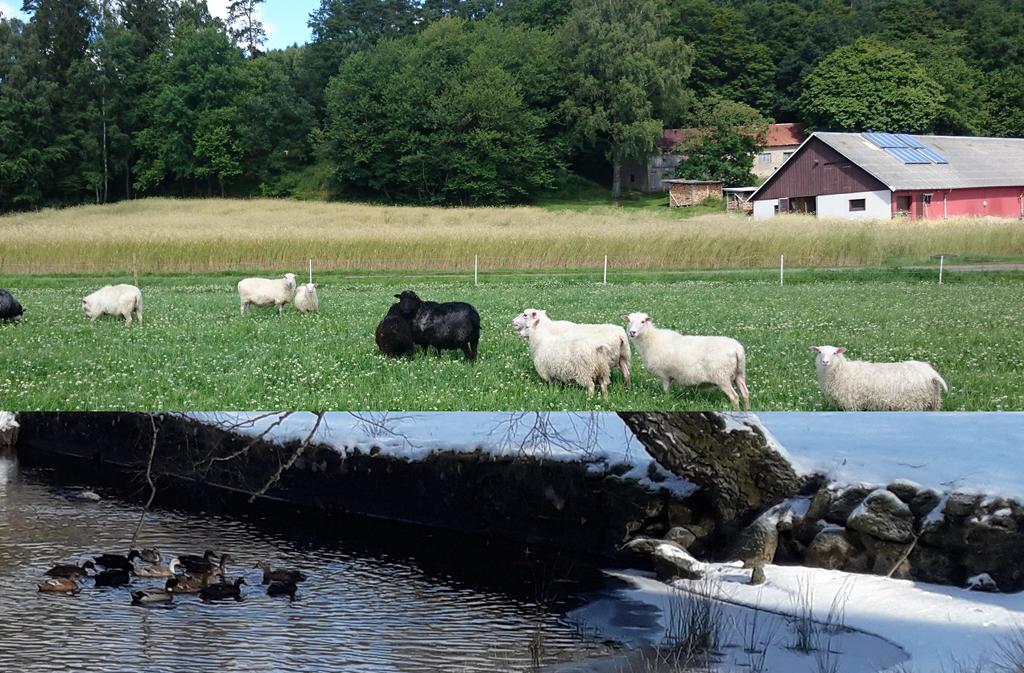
xmin=916 ymin=146 xmax=948 ymax=164
xmin=896 ymin=133 xmax=925 ymax=149
xmin=884 ymin=147 xmax=931 ymax=164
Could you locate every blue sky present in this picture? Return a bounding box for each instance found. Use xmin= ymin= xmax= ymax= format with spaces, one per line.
xmin=0 ymin=0 xmax=319 ymax=50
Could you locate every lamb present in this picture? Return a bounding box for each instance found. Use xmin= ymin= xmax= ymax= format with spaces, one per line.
xmin=623 ymin=312 xmax=749 ymax=409
xmin=811 ymin=345 xmax=947 ymax=411
xmin=396 ymin=290 xmax=480 ymax=360
xmin=375 ymin=301 xmax=415 ymax=358
xmin=0 ymin=289 xmax=24 ymax=323
xmin=293 ymin=283 xmax=319 ymax=313
xmin=512 ymin=308 xmax=631 ymax=386
xmin=525 ymin=315 xmax=611 ymax=398
xmin=237 ymin=273 xmax=297 ymax=315
xmin=82 ymin=284 xmax=143 ymax=324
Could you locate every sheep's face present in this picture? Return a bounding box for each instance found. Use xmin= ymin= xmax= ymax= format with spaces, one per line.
xmin=623 ymin=312 xmax=652 ymax=338
xmin=81 ymin=297 xmax=92 ymax=315
xmin=512 ymin=308 xmax=544 ymax=337
xmin=283 ymin=273 xmax=297 ymax=289
xmin=396 ymin=290 xmax=420 ymax=317
xmin=302 ymin=283 xmax=316 ymax=294
xmin=812 ymin=345 xmax=846 ymax=366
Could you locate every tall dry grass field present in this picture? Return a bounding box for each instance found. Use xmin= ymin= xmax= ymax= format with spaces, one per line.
xmin=2 ymin=198 xmax=1023 ymax=274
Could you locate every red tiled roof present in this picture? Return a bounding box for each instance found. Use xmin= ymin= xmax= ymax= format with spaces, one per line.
xmin=766 ymin=123 xmax=807 ymax=148
xmin=659 ymin=123 xmax=807 ymax=151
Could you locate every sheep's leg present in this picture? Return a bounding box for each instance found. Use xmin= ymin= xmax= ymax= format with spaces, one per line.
xmin=661 ymin=378 xmax=672 ymax=395
xmin=469 ymin=335 xmax=479 ymax=360
xmin=600 ymin=377 xmax=609 ymax=400
xmin=123 ymin=311 xmax=132 ymax=324
xmin=240 ymin=302 xmax=248 ymax=315
xmin=719 ymin=383 xmax=740 ymax=409
xmin=135 ymin=308 xmax=143 ymax=325
xmin=736 ymin=374 xmax=750 ymax=409
xmin=620 ymin=357 xmax=631 ymax=387
xmin=461 ymin=343 xmax=475 ymax=361
xmin=585 ymin=380 xmax=595 ymax=397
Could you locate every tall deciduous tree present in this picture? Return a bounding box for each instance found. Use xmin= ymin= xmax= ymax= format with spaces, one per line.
xmin=227 ymin=0 xmax=266 ymax=58
xmin=559 ymin=0 xmax=692 ymax=199
xmin=798 ymin=38 xmax=941 ymax=133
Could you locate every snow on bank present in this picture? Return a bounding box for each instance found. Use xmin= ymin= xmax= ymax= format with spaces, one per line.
xmin=760 ymin=412 xmax=1024 ymax=501
xmin=190 ymin=412 xmax=696 ymax=497
xmin=570 ymin=565 xmax=1023 ymax=673
xmin=0 ymin=412 xmax=18 ymax=432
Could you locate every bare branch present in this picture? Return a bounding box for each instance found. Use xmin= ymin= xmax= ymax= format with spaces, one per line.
xmin=247 ymin=412 xmax=324 ymax=503
xmin=130 ymin=413 xmax=159 ymax=547
xmin=195 ymin=412 xmax=294 ymax=473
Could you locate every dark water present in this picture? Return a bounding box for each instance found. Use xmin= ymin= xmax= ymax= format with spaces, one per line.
xmin=0 ymin=454 xmax=613 ymax=673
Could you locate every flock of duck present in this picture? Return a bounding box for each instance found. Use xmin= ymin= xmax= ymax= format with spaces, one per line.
xmin=37 ymin=549 xmax=307 ymax=605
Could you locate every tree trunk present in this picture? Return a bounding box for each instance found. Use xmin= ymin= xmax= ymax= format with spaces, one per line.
xmin=617 ymin=412 xmax=803 ymax=536
xmin=611 ymin=155 xmax=622 ymax=201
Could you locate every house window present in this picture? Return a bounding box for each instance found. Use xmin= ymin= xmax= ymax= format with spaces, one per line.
xmin=896 ymin=195 xmax=912 ymax=212
xmin=849 ymin=198 xmax=866 ymax=212
xmin=923 ymin=193 xmax=932 ymax=204
xmin=782 ymin=151 xmax=794 ymax=161
xmin=759 ymin=153 xmax=772 ymax=163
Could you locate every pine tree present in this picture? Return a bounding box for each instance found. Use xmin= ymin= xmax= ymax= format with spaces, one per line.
xmin=226 ymin=0 xmax=266 ymax=58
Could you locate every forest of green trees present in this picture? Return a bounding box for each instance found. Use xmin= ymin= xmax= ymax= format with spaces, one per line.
xmin=1 ymin=0 xmax=1022 ymax=211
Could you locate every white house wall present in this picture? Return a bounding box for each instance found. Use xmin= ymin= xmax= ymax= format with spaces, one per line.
xmin=816 ymin=190 xmax=890 ymax=219
xmin=752 ymin=199 xmax=779 ymax=218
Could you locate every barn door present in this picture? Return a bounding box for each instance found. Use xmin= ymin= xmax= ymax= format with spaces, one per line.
xmin=779 ymin=197 xmax=789 ymax=214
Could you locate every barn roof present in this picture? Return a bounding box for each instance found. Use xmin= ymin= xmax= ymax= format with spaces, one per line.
xmin=815 ymin=132 xmax=1024 ymax=191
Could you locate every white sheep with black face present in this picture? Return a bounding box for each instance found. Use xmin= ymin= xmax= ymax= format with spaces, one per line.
xmin=812 ymin=345 xmax=947 ymax=411
xmin=513 ymin=308 xmax=632 ymax=386
xmin=237 ymin=273 xmax=297 ymax=315
xmin=82 ymin=284 xmax=143 ymax=324
xmin=623 ymin=311 xmax=749 ymax=409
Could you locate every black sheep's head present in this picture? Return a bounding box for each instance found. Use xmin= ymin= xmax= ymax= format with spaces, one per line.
xmin=395 ymin=290 xmax=420 ymax=317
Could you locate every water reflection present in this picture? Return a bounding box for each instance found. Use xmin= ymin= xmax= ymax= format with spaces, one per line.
xmin=0 ymin=455 xmax=610 ymax=673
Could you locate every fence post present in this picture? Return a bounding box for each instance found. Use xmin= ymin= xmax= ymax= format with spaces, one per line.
xmin=780 ymin=254 xmax=784 ymax=286
xmin=132 ymin=252 xmax=139 ymax=288
xmin=603 ymin=255 xmax=608 ymax=285
xmin=474 ymin=255 xmax=478 ymax=286
xmin=939 ymin=255 xmax=944 ymax=285
xmin=308 ymin=258 xmax=313 ymax=285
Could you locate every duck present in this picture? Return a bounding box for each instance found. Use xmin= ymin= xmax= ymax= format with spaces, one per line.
xmin=139 ymin=549 xmax=161 ymax=564
xmin=255 ymin=561 xmax=308 ymax=585
xmin=94 ymin=567 xmax=131 ymax=587
xmin=45 ymin=560 xmax=96 ymax=580
xmin=178 ymin=550 xmax=218 ymax=574
xmin=131 ymin=578 xmax=178 ymax=605
xmin=94 ymin=550 xmax=142 ymax=572
xmin=168 ymin=573 xmax=209 ymax=594
xmin=38 ymin=577 xmax=81 ymax=594
xmin=200 ymin=577 xmax=245 ymax=601
xmin=266 ymin=581 xmax=298 ymax=599
xmin=133 ymin=558 xmax=181 ymax=578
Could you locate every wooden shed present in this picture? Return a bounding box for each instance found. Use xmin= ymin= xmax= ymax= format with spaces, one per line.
xmin=723 ymin=186 xmax=757 ymax=213
xmin=664 ymin=179 xmax=724 ymax=207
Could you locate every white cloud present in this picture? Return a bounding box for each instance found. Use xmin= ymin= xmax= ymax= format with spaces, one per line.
xmin=0 ymin=1 xmax=17 ymax=19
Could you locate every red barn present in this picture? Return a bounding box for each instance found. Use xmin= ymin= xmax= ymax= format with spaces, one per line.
xmin=749 ymin=132 xmax=1024 ymax=220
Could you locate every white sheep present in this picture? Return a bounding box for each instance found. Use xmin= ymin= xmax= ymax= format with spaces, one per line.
xmin=237 ymin=273 xmax=297 ymax=315
xmin=513 ymin=308 xmax=632 ymax=385
xmin=81 ymin=284 xmax=143 ymax=324
xmin=293 ymin=283 xmax=319 ymax=313
xmin=623 ymin=312 xmax=749 ymax=409
xmin=811 ymin=345 xmax=947 ymax=411
xmin=524 ymin=315 xmax=611 ymax=398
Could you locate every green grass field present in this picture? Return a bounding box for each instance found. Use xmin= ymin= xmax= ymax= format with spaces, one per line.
xmin=1 ymin=269 xmax=1021 ymax=411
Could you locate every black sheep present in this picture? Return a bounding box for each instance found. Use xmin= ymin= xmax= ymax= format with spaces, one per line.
xmin=396 ymin=290 xmax=480 ymax=360
xmin=375 ymin=302 xmax=415 ymax=358
xmin=0 ymin=289 xmax=23 ymax=323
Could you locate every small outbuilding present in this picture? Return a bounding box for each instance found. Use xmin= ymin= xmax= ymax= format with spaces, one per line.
xmin=665 ymin=179 xmax=723 ymax=207
xmin=749 ymin=131 xmax=1024 ymax=220
xmin=723 ymin=187 xmax=757 ymax=213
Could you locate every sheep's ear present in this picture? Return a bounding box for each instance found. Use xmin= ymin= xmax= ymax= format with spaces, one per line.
xmin=810 ymin=346 xmax=820 ymax=353
xmin=836 ymin=347 xmax=846 ymax=354
xmin=621 ymin=315 xmax=629 ymax=322
xmin=644 ymin=316 xmax=651 ymax=323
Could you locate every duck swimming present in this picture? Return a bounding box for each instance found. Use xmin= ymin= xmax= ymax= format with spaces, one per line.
xmin=266 ymin=581 xmax=298 ymax=599
xmin=38 ymin=578 xmax=81 ymax=594
xmin=94 ymin=550 xmax=142 ymax=572
xmin=200 ymin=577 xmax=245 ymax=601
xmin=94 ymin=567 xmax=131 ymax=587
xmin=179 ymin=550 xmax=218 ymax=574
xmin=45 ymin=560 xmax=96 ymax=580
xmin=255 ymin=561 xmax=307 ymax=585
xmin=131 ymin=578 xmax=178 ymax=605
xmin=133 ymin=558 xmax=181 ymax=578
xmin=139 ymin=549 xmax=161 ymax=564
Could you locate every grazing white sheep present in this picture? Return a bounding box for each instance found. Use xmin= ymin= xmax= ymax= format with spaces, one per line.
xmin=513 ymin=308 xmax=632 ymax=385
xmin=524 ymin=315 xmax=612 ymax=398
xmin=293 ymin=283 xmax=319 ymax=313
xmin=81 ymin=284 xmax=143 ymax=324
xmin=237 ymin=273 xmax=297 ymax=315
xmin=623 ymin=312 xmax=749 ymax=409
xmin=811 ymin=345 xmax=947 ymax=411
